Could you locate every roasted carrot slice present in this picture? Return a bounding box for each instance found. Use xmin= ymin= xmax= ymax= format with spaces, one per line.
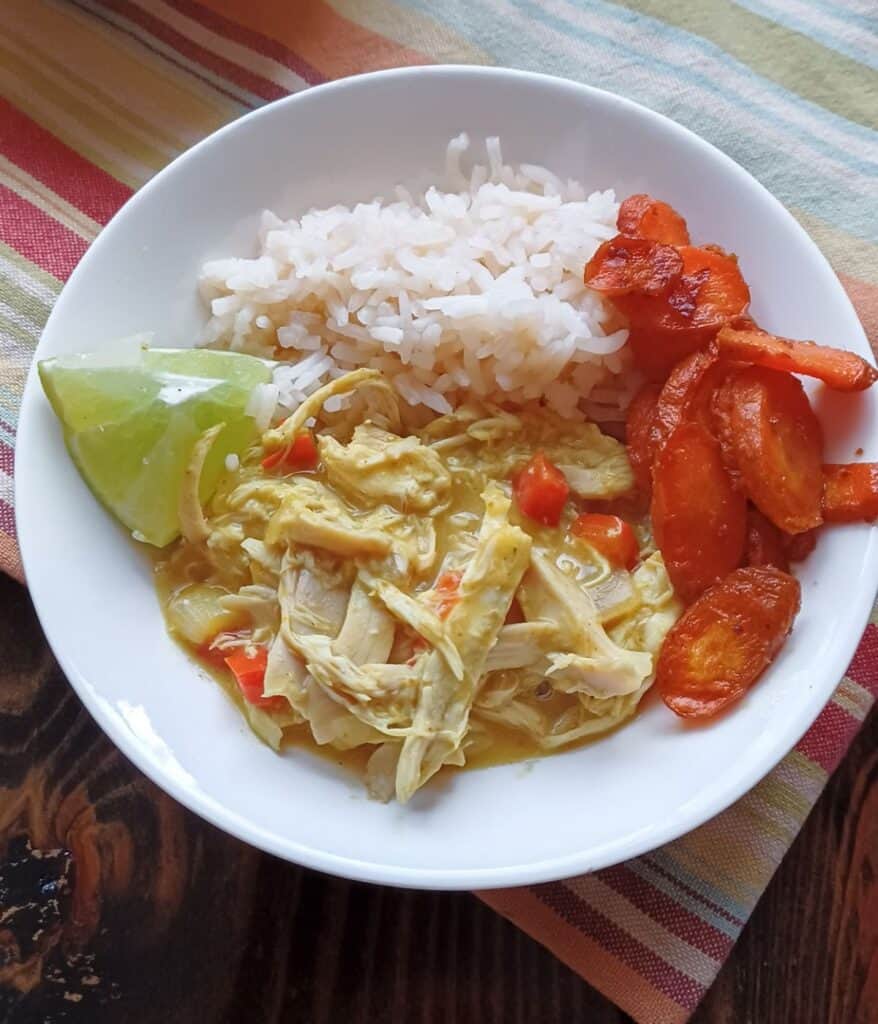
xmin=716 ymin=326 xmax=878 ymax=392
xmin=584 ymin=236 xmax=683 ymax=297
xmin=626 ymin=326 xmax=712 ymax=380
xmin=616 ymin=245 xmax=750 ymax=332
xmin=625 ymin=349 xmax=725 ymax=482
xmin=668 ymin=245 xmax=751 ymax=328
xmin=822 ymin=463 xmax=878 ymax=522
xmin=657 ymin=566 xmax=801 ymax=719
xmin=617 ymin=194 xmax=690 ymax=246
xmin=625 ymin=383 xmax=661 ymax=493
xmin=712 ymin=366 xmax=824 ymax=534
xmin=617 ymin=246 xmax=750 ymax=377
xmin=783 ymin=528 xmax=818 ymax=563
xmin=651 ymin=422 xmax=747 ymax=603
xmin=745 ymin=506 xmax=789 ymax=572
xmin=652 ymin=347 xmax=725 ymax=452
xmin=727 ymin=312 xmax=760 ymax=332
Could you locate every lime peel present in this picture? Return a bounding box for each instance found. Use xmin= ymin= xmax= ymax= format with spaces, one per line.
xmin=39 ymin=347 xmax=272 ymax=547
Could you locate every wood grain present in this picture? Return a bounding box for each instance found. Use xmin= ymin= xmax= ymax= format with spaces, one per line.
xmin=0 ymin=570 xmax=875 ymax=1023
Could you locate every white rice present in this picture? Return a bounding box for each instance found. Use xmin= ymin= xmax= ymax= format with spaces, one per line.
xmin=198 ymin=135 xmax=635 ymax=423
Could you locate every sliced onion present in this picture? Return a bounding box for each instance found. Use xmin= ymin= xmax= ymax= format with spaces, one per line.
xmin=587 ymin=571 xmax=639 ymax=624
xmin=166 ymin=583 xmax=240 ymax=645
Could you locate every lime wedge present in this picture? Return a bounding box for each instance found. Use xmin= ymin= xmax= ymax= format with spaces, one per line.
xmin=39 ymin=347 xmax=272 ymax=547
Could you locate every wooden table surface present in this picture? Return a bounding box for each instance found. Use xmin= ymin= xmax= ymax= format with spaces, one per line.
xmin=1 ymin=569 xmax=875 ymax=1024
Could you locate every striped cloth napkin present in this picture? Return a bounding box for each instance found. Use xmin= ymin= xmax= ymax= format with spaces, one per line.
xmin=1 ymin=2 xmax=875 ymax=1020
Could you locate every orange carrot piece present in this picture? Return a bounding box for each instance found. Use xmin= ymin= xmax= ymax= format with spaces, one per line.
xmin=652 ymin=347 xmax=725 ymax=452
xmin=617 ymin=245 xmax=750 ymax=333
xmin=625 ymin=349 xmax=725 ymax=484
xmin=783 ymin=528 xmax=818 ymax=563
xmin=261 ymin=430 xmax=320 ymax=472
xmin=745 ymin=506 xmax=789 ymax=572
xmin=224 ymin=648 xmax=286 ymax=711
xmin=651 ymin=421 xmax=747 ymax=603
xmin=513 ymin=452 xmax=570 ymax=526
xmin=712 ymin=367 xmax=824 ymax=534
xmin=617 ymin=194 xmax=691 ymax=246
xmin=822 ymin=463 xmax=878 ymax=522
xmin=625 ymin=383 xmax=661 ymax=493
xmin=657 ymin=567 xmax=800 ymax=719
xmin=617 ymin=246 xmax=750 ymax=378
xmin=433 ymin=569 xmax=464 ymax=620
xmin=626 ymin=326 xmax=712 ymax=380
xmin=584 ymin=236 xmax=683 ymax=297
xmin=571 ymin=513 xmax=639 ymax=569
xmin=716 ymin=326 xmax=878 ymax=392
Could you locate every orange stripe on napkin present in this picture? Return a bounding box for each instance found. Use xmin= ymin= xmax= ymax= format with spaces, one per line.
xmin=0 ymin=97 xmax=132 ymax=225
xmin=102 ymin=0 xmax=286 ymax=103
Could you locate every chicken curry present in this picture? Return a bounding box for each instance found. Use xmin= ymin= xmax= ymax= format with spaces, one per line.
xmin=156 ymin=368 xmax=680 ymax=803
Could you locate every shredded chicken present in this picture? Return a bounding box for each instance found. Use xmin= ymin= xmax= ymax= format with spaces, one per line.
xmin=179 ymin=422 xmax=224 ymax=544
xmin=361 ymin=571 xmax=465 ymax=681
xmin=266 ymin=479 xmax=397 ymax=558
xmin=520 ymin=551 xmax=652 ymax=698
xmin=263 ymin=368 xmax=400 ymax=451
xmin=557 ymin=461 xmax=634 ymax=500
xmin=334 ymin=579 xmax=396 ymax=665
xmin=394 ymin=484 xmax=532 ymax=801
xmin=320 ymin=423 xmax=452 ymax=513
xmin=484 ymin=622 xmax=559 ymax=672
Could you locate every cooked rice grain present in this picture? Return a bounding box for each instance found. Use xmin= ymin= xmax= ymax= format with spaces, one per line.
xmin=198 ymin=136 xmax=634 ymax=421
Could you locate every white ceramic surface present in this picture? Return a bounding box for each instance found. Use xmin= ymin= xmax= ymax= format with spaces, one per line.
xmin=15 ymin=66 xmax=878 ymax=890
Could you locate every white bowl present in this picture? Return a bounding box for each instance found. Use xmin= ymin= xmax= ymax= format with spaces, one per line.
xmin=16 ymin=66 xmax=878 ymax=889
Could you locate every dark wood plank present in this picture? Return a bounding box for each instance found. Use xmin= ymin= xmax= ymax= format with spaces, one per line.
xmin=0 ymin=570 xmax=874 ymax=1023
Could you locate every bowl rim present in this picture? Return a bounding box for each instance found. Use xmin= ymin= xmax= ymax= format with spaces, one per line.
xmin=16 ymin=63 xmax=878 ymax=890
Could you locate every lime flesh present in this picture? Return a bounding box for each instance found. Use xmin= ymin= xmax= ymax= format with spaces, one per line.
xmin=39 ymin=347 xmax=272 ymax=547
